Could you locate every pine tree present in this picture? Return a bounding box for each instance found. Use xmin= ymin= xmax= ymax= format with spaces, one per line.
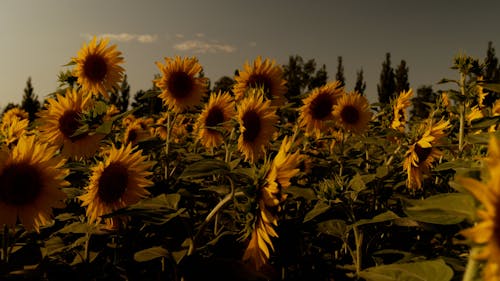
xmin=377 ymin=53 xmax=396 ymax=105
xmin=118 ymin=75 xmax=130 ymax=112
xmin=21 ymin=77 xmax=41 ymax=122
xmin=410 ymin=85 xmax=436 ymax=121
xmin=212 ymin=76 xmax=235 ymax=95
xmin=483 ymin=41 xmax=500 ymax=107
xmin=335 ymin=56 xmax=345 ymax=87
xmin=395 ymin=60 xmax=410 ymax=95
xmin=354 ymin=68 xmax=366 ymax=95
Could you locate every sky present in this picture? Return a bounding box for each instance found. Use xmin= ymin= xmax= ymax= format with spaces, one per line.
xmin=1 ymin=0 xmax=500 ymax=108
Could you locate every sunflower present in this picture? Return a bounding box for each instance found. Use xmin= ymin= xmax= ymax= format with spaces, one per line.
xmin=1 ymin=107 xmax=29 ymax=125
xmin=459 ymin=137 xmax=500 ymax=280
xmin=154 ymin=113 xmax=190 ymax=144
xmin=243 ymin=136 xmax=302 ymax=269
xmin=298 ymin=81 xmax=343 ymax=138
xmin=1 ymin=118 xmax=29 ymax=147
xmin=79 ymin=143 xmax=154 ymax=228
xmin=390 ymin=89 xmax=413 ymax=132
xmin=72 ymin=37 xmax=124 ymax=99
xmin=403 ymin=118 xmax=450 ymax=190
xmin=37 ymin=88 xmax=104 ymax=159
xmin=233 ymin=56 xmax=287 ymax=105
xmin=237 ymin=90 xmax=278 ymax=163
xmin=123 ymin=118 xmax=154 ymax=146
xmin=155 ymin=56 xmax=209 ymax=113
xmin=0 ymin=135 xmax=69 ymax=232
xmin=333 ymin=91 xmax=372 ymax=134
xmin=477 ymin=76 xmax=488 ymax=108
xmin=194 ymin=91 xmax=235 ymax=148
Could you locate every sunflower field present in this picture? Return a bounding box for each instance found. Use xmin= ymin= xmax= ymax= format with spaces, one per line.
xmin=0 ymin=37 xmax=499 ymax=281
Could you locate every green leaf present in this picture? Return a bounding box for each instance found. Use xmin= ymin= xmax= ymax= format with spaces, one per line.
xmin=303 ymin=200 xmax=330 ymax=223
xmin=179 ymin=159 xmax=229 ymax=179
xmin=316 ymin=219 xmax=349 ymax=238
xmin=287 ymin=186 xmax=316 ymax=201
xmin=134 ymin=246 xmax=169 ymax=262
xmin=403 ymin=193 xmax=476 ymax=225
xmin=354 ymin=211 xmax=400 ymax=227
xmin=95 ymin=120 xmax=113 ymax=135
xmin=359 ymin=259 xmax=453 ymax=281
xmin=480 ymin=82 xmax=500 ymax=93
xmin=349 ymin=173 xmax=367 ymax=192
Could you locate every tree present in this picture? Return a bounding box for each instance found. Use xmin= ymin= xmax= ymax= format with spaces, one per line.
xmin=130 ymin=75 xmax=163 ymax=117
xmin=335 ymin=56 xmax=345 ymax=87
xmin=410 ymin=85 xmax=437 ymax=121
xmin=21 ymin=77 xmax=41 ymax=122
xmin=482 ymin=41 xmax=500 ymax=107
xmin=212 ymin=76 xmax=235 ymax=95
xmin=354 ymin=68 xmax=366 ymax=95
xmin=395 ymin=60 xmax=410 ymax=95
xmin=377 ymin=53 xmax=396 ymax=105
xmin=109 ymin=75 xmax=130 ymax=112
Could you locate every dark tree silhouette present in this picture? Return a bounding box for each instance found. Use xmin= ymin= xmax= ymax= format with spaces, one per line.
xmin=395 ymin=60 xmax=410 ymax=95
xmin=335 ymin=56 xmax=345 ymax=88
xmin=410 ymin=85 xmax=437 ymax=121
xmin=21 ymin=77 xmax=41 ymax=122
xmin=354 ymin=68 xmax=367 ymax=95
xmin=377 ymin=53 xmax=396 ymax=105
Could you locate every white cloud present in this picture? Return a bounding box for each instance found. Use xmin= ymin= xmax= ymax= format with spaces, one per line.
xmin=173 ymin=39 xmax=236 ymax=54
xmin=80 ymin=33 xmax=158 ymax=43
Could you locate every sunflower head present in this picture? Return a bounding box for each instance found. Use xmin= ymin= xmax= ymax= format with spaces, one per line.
xmin=1 ymin=107 xmax=29 ymax=125
xmin=298 ymin=81 xmax=343 ymax=138
xmin=0 ymin=135 xmax=69 ymax=232
xmin=233 ymin=56 xmax=287 ymax=105
xmin=79 ymin=143 xmax=154 ymax=228
xmin=194 ymin=91 xmax=236 ymax=148
xmin=237 ymin=91 xmax=278 ymax=163
xmin=333 ymin=91 xmax=372 ymax=134
xmin=155 ymin=56 xmax=209 ymax=113
xmin=72 ymin=37 xmax=125 ymax=99
xmin=37 ymin=88 xmax=104 ymax=159
xmin=123 ymin=118 xmax=154 ymax=146
xmin=390 ymin=89 xmax=413 ymax=132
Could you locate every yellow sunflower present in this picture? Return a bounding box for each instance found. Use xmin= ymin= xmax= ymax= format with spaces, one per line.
xmin=72 ymin=37 xmax=124 ymax=99
xmin=459 ymin=137 xmax=500 ymax=281
xmin=1 ymin=107 xmax=29 ymax=125
xmin=333 ymin=91 xmax=372 ymax=134
xmin=298 ymin=81 xmax=343 ymax=138
xmin=237 ymin=90 xmax=278 ymax=163
xmin=37 ymin=88 xmax=104 ymax=159
xmin=233 ymin=56 xmax=287 ymax=105
xmin=79 ymin=143 xmax=154 ymax=228
xmin=123 ymin=118 xmax=154 ymax=146
xmin=403 ymin=118 xmax=450 ymax=190
xmin=155 ymin=56 xmax=209 ymax=113
xmin=1 ymin=118 xmax=29 ymax=147
xmin=489 ymin=100 xmax=500 ymax=132
xmin=391 ymin=89 xmax=413 ymax=132
xmin=194 ymin=91 xmax=235 ymax=148
xmin=0 ymin=135 xmax=69 ymax=232
xmin=243 ymin=136 xmax=302 ymax=269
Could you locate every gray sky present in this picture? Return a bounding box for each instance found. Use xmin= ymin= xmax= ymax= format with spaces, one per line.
xmin=1 ymin=0 xmax=499 ymax=108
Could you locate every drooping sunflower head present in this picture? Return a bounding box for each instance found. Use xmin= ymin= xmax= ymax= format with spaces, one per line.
xmin=298 ymin=81 xmax=343 ymax=138
xmin=237 ymin=91 xmax=278 ymax=163
xmin=467 ymin=105 xmax=484 ymax=125
xmin=154 ymin=56 xmax=209 ymax=113
xmin=123 ymin=118 xmax=154 ymax=146
xmin=333 ymin=91 xmax=372 ymax=134
xmin=194 ymin=91 xmax=236 ymax=148
xmin=79 ymin=143 xmax=154 ymax=228
xmin=390 ymin=89 xmax=413 ymax=132
xmin=37 ymin=88 xmax=104 ymax=159
xmin=233 ymin=56 xmax=287 ymax=105
xmin=0 ymin=135 xmax=69 ymax=232
xmin=404 ymin=118 xmax=450 ymax=190
xmin=1 ymin=118 xmax=29 ymax=147
xmin=72 ymin=37 xmax=125 ymax=99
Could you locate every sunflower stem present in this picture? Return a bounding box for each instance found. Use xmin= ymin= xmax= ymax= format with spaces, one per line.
xmin=353 ymin=224 xmax=363 ymax=279
xmin=458 ymin=72 xmax=467 ymax=154
xmin=2 ymin=225 xmax=8 ymax=264
xmin=462 ymin=247 xmax=480 ymax=281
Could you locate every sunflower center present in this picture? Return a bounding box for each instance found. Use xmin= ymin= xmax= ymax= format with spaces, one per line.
xmin=97 ymin=163 xmax=129 ymax=204
xmin=242 ymin=110 xmax=261 ymax=142
xmin=414 ymin=144 xmax=432 ymax=164
xmin=248 ymin=74 xmax=272 ymax=98
xmin=340 ymin=105 xmax=360 ymax=125
xmin=310 ymin=93 xmax=334 ymax=120
xmin=168 ymin=72 xmax=194 ymax=99
xmin=0 ymin=163 xmax=42 ymax=206
xmin=205 ymin=106 xmax=225 ymax=129
xmin=83 ymin=54 xmax=108 ymax=82
xmin=59 ymin=110 xmax=86 ymax=141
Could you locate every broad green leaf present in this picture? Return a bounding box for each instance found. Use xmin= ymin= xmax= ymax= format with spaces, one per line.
xmin=403 ymin=193 xmax=475 ymax=225
xmin=287 ymin=186 xmax=316 ymax=201
xmin=316 ymin=219 xmax=349 ymax=238
xmin=376 ymin=166 xmax=389 ymax=178
xmin=480 ymin=82 xmax=500 ymax=93
xmin=303 ymin=200 xmax=331 ymax=223
xmin=433 ymin=159 xmax=474 ymax=171
xmin=354 ymin=211 xmax=400 ymax=227
xmin=360 ymin=259 xmax=453 ymax=281
xmin=179 ymin=159 xmax=229 ymax=179
xmin=134 ymin=246 xmax=169 ymax=262
xmin=349 ymin=173 xmax=367 ymax=192
xmin=470 ymin=116 xmax=500 ymax=130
